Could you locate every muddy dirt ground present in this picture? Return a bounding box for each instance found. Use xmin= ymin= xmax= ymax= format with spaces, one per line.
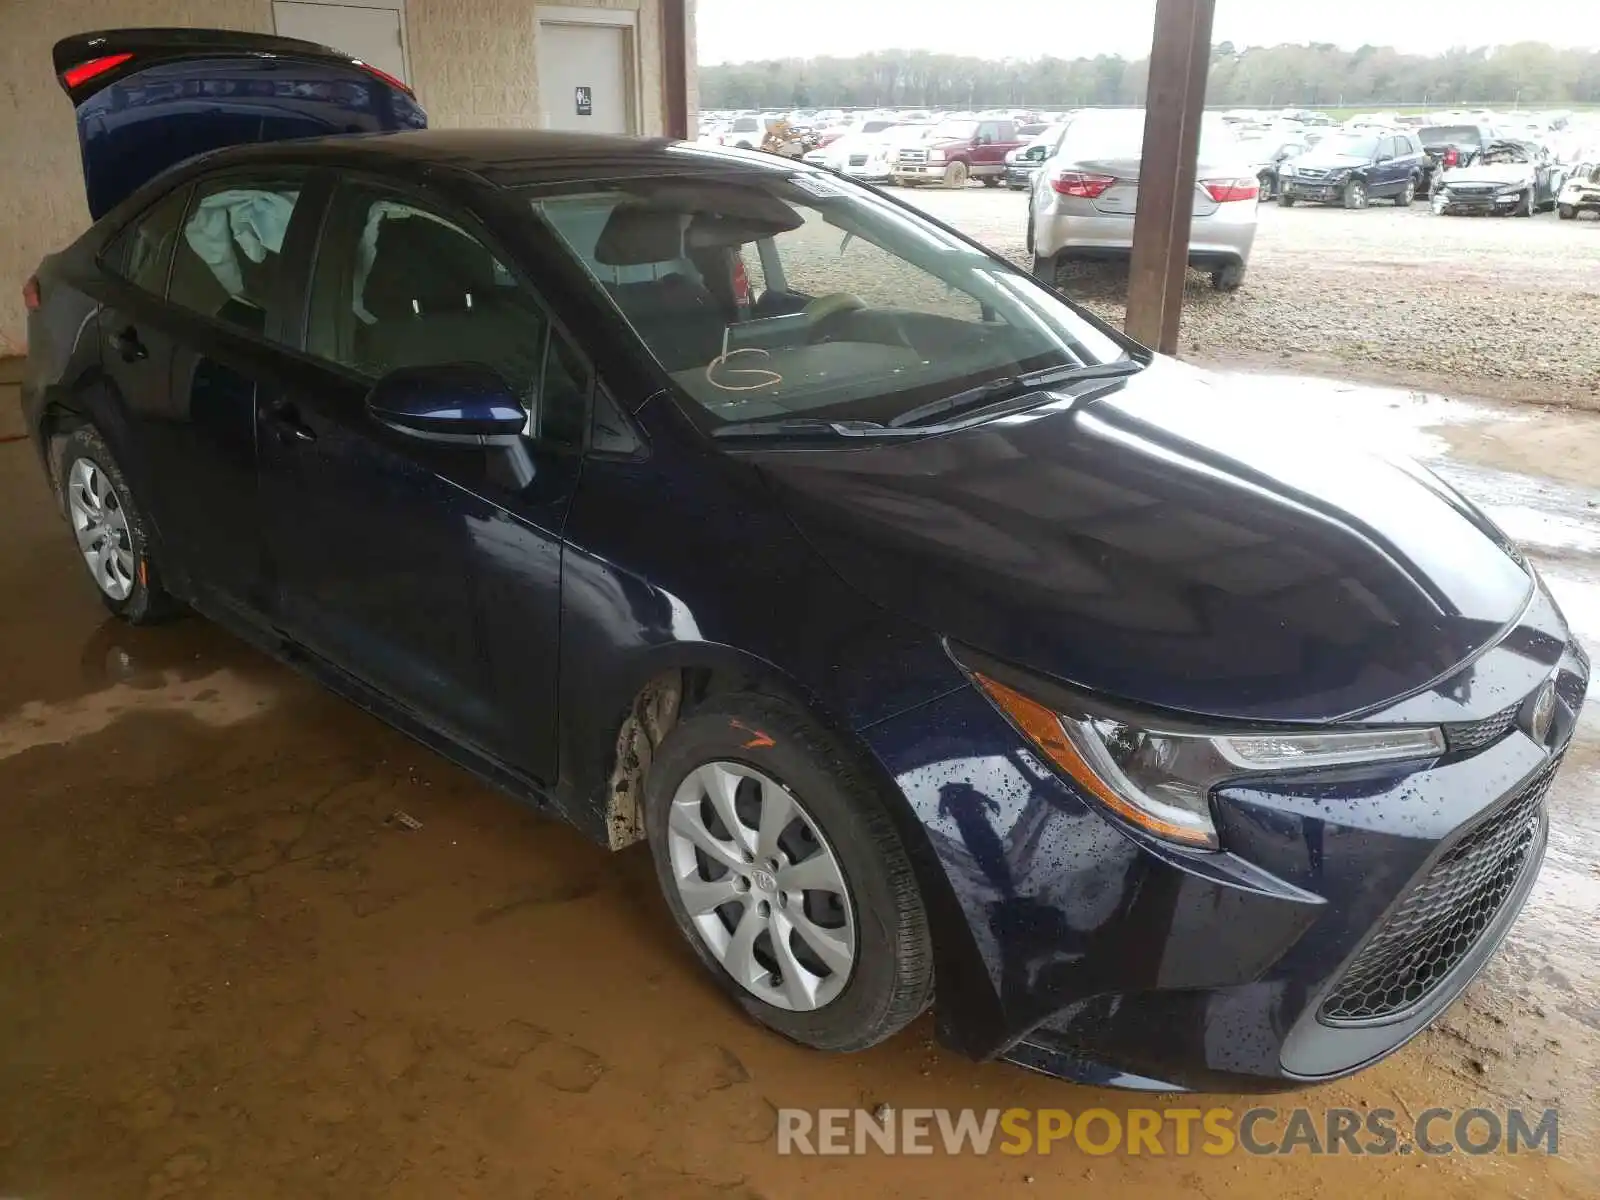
xmin=1 ymin=374 xmax=1598 ymax=1198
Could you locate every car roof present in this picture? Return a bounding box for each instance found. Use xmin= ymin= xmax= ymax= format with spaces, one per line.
xmin=193 ymin=129 xmax=797 ymax=189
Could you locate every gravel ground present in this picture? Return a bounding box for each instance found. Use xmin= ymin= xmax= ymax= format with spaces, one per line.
xmin=896 ymin=186 xmax=1600 ymax=408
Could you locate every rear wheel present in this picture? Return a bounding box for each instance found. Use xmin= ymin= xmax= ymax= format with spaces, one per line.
xmin=1211 ymin=262 xmax=1246 ymax=292
xmin=57 ymin=425 xmax=179 ymax=624
xmin=644 ymin=695 xmax=933 ymax=1052
xmin=1559 ymin=204 xmax=1576 ymax=221
xmin=943 ymin=160 xmax=969 ymax=189
xmin=1397 ymin=177 xmax=1416 ymax=207
xmin=1343 ymin=178 xmax=1368 ymax=210
xmin=1031 ymin=252 xmax=1058 ymax=286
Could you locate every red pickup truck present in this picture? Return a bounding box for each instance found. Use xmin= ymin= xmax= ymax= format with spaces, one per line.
xmin=890 ymin=118 xmax=1025 ymax=189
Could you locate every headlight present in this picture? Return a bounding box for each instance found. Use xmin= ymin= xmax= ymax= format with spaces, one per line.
xmin=1326 ymin=169 xmax=1352 ymax=184
xmin=1497 ymin=185 xmax=1524 ymax=195
xmin=927 ymin=149 xmax=946 ymax=164
xmin=967 ymin=662 xmax=1445 ymax=850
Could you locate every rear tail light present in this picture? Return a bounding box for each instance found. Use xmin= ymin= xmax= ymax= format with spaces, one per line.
xmin=1051 ymin=171 xmax=1116 ymax=199
xmin=355 ymin=60 xmax=414 ymax=98
xmin=1201 ymin=178 xmax=1260 ymax=203
xmin=1444 ymin=147 xmax=1459 ymax=167
xmin=22 ymin=276 xmax=41 ymax=313
xmin=62 ymin=52 xmax=135 ymax=91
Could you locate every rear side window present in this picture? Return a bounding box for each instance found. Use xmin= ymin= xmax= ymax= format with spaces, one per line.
xmin=167 ymin=179 xmax=303 ymax=337
xmin=305 ymin=186 xmax=586 ymax=447
xmin=105 ymin=187 xmax=191 ymax=296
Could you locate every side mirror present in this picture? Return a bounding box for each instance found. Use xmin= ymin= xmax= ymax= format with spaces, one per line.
xmin=366 ymin=363 xmax=526 ymax=447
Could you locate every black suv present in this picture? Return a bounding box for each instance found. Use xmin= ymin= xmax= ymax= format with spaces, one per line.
xmin=1279 ymin=130 xmax=1428 ymax=209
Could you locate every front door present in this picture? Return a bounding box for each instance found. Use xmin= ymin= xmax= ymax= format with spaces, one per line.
xmin=258 ymin=181 xmax=585 ymax=784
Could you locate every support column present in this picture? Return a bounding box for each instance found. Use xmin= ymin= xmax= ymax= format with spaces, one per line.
xmin=662 ymin=0 xmax=690 ymax=140
xmin=1124 ymin=0 xmax=1216 ymax=353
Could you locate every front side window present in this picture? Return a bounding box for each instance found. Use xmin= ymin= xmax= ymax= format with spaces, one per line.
xmin=105 ymin=186 xmax=192 ymax=297
xmin=168 ymin=179 xmax=303 ymax=336
xmin=305 ymin=186 xmax=585 ymax=446
xmin=531 ymin=170 xmax=1126 ymax=432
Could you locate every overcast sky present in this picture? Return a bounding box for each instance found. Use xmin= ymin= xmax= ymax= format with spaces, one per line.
xmin=696 ymin=0 xmax=1600 ymax=64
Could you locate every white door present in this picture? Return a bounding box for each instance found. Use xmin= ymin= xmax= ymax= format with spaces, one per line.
xmin=538 ymin=23 xmax=633 ymax=135
xmin=273 ymin=1 xmax=408 ymax=84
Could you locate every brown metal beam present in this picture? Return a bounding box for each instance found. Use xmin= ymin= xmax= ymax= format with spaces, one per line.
xmin=1125 ymin=0 xmax=1216 ymax=353
xmin=662 ymin=0 xmax=690 ymax=140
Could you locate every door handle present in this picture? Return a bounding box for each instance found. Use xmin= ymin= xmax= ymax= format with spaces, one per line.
xmin=109 ymin=325 xmax=148 ymax=363
xmin=263 ymin=401 xmax=318 ymax=445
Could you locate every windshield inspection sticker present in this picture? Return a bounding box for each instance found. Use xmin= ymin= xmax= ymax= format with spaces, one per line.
xmin=789 ymin=173 xmax=846 ymax=198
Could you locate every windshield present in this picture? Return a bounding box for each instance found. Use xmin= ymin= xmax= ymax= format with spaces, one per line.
xmin=1313 ymin=134 xmax=1380 ymax=159
xmin=1419 ymin=126 xmax=1481 ymax=148
xmin=530 ymin=171 xmax=1127 ymax=432
xmin=1479 ymin=142 xmax=1533 ymax=165
xmin=934 ymin=120 xmax=980 ymax=140
xmin=1058 ymin=111 xmax=1239 ymax=162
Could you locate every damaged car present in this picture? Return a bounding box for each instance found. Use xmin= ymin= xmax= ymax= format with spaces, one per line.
xmin=1558 ymin=161 xmax=1600 ymax=220
xmin=1431 ymin=140 xmax=1561 ymax=217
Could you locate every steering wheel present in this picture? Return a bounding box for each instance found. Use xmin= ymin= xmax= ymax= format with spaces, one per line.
xmin=804 ymin=292 xmax=868 ymax=342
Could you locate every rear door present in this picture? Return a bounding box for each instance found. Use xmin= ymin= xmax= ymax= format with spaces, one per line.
xmin=53 ymin=28 xmax=425 ymax=219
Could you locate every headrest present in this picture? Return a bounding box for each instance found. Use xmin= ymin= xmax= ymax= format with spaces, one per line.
xmin=365 ymin=217 xmax=496 ymax=318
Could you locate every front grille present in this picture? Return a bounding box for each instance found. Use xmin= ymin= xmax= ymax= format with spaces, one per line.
xmin=1292 ymin=169 xmax=1330 ymax=182
xmin=1320 ymin=754 xmax=1558 ymax=1024
xmin=848 ymin=154 xmax=868 ymax=167
xmin=1444 ymin=702 xmax=1520 ymax=753
xmin=1450 ymin=184 xmax=1497 ymax=195
xmin=898 ymin=149 xmax=928 ymax=164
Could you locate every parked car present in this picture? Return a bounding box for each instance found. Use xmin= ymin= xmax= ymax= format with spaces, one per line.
xmin=1005 ymin=126 xmax=1064 ymax=190
xmin=723 ymin=115 xmax=771 ymax=151
xmin=891 ymin=117 xmax=1024 ymax=188
xmin=1416 ymin=124 xmax=1496 ymax=195
xmin=29 ymin=28 xmax=1588 ymax=1094
xmin=802 ymin=127 xmax=901 ymax=184
xmin=1028 ymin=108 xmax=1260 ymax=290
xmin=1242 ymin=134 xmax=1312 ymax=201
xmin=1431 ymin=140 xmax=1562 ymax=217
xmin=1558 ymin=161 xmax=1600 ymax=219
xmin=1278 ymin=131 xmax=1426 ymax=209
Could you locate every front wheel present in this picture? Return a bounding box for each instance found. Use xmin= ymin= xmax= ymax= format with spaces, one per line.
xmin=1559 ymin=204 xmax=1576 ymax=221
xmin=1343 ymin=179 xmax=1368 ymax=210
xmin=943 ymin=160 xmax=970 ymax=189
xmin=1279 ymin=192 xmax=1297 ymax=208
xmin=644 ymin=695 xmax=933 ymax=1052
xmin=1516 ymin=189 xmax=1535 ymax=217
xmin=980 ymin=175 xmax=1001 ymax=189
xmin=57 ymin=425 xmax=179 ymax=624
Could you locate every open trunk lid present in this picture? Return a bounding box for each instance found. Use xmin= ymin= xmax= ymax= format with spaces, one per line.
xmin=54 ymin=28 xmax=427 ymax=219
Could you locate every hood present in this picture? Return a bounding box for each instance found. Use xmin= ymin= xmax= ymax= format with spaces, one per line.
xmin=753 ymin=359 xmax=1532 ymax=723
xmin=1293 ymin=152 xmax=1370 ymax=171
xmin=1440 ymin=162 xmax=1536 ymax=187
xmin=55 ymin=28 xmax=426 ymax=219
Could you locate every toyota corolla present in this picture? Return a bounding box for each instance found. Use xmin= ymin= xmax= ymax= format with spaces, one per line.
xmin=23 ymin=29 xmax=1588 ymax=1091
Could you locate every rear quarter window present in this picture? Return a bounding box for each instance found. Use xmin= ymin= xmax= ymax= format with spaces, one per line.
xmin=103 ymin=187 xmax=192 ymax=296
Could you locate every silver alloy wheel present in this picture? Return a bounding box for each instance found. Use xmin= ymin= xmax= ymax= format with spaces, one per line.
xmin=667 ymin=761 xmax=857 ymax=1011
xmin=1348 ymin=180 xmax=1367 ymax=209
xmin=67 ymin=458 xmax=136 ymax=601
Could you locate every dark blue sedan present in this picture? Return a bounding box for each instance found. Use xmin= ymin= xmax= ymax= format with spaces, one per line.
xmin=24 ymin=29 xmax=1588 ymax=1091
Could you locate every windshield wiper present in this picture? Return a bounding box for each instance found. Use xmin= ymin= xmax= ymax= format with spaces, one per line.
xmin=711 ymin=417 xmax=894 ymax=440
xmin=887 ymin=359 xmax=1144 ymax=429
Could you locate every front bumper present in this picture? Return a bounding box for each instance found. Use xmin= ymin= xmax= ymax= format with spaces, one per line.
xmin=892 ymin=162 xmax=953 ymax=182
xmin=861 ymin=590 xmax=1585 ymax=1090
xmin=1433 ymin=190 xmax=1524 ymax=215
xmin=1280 ymin=178 xmax=1350 ymax=203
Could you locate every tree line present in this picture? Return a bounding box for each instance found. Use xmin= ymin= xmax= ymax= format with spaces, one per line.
xmin=699 ymin=43 xmax=1600 ymax=111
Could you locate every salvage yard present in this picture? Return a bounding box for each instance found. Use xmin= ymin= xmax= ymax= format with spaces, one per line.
xmin=902 ymin=188 xmax=1600 ymax=408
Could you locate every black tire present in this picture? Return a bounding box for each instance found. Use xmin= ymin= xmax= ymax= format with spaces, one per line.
xmin=1397 ymin=176 xmax=1416 ymax=207
xmin=980 ymin=175 xmax=1001 ymax=189
xmin=1516 ymin=189 xmax=1535 ymax=218
xmin=943 ymin=160 xmax=970 ymax=189
xmin=644 ymin=694 xmax=933 ymax=1052
xmin=1031 ymin=251 xmax=1058 ymax=286
xmin=1211 ymin=262 xmax=1246 ymax=292
xmin=1343 ymin=178 xmax=1368 ymax=210
xmin=1025 ymin=200 xmax=1036 ymax=255
xmin=1559 ymin=204 xmax=1576 ymax=221
xmin=56 ymin=424 xmax=180 ymax=624
xmin=1279 ymin=192 xmax=1297 ymax=208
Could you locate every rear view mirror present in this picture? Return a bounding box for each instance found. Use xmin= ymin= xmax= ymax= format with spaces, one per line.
xmin=366 ymin=363 xmax=526 ymax=447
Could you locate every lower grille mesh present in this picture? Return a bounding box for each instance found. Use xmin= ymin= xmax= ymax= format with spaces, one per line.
xmin=1320 ymin=755 xmax=1557 ymax=1023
